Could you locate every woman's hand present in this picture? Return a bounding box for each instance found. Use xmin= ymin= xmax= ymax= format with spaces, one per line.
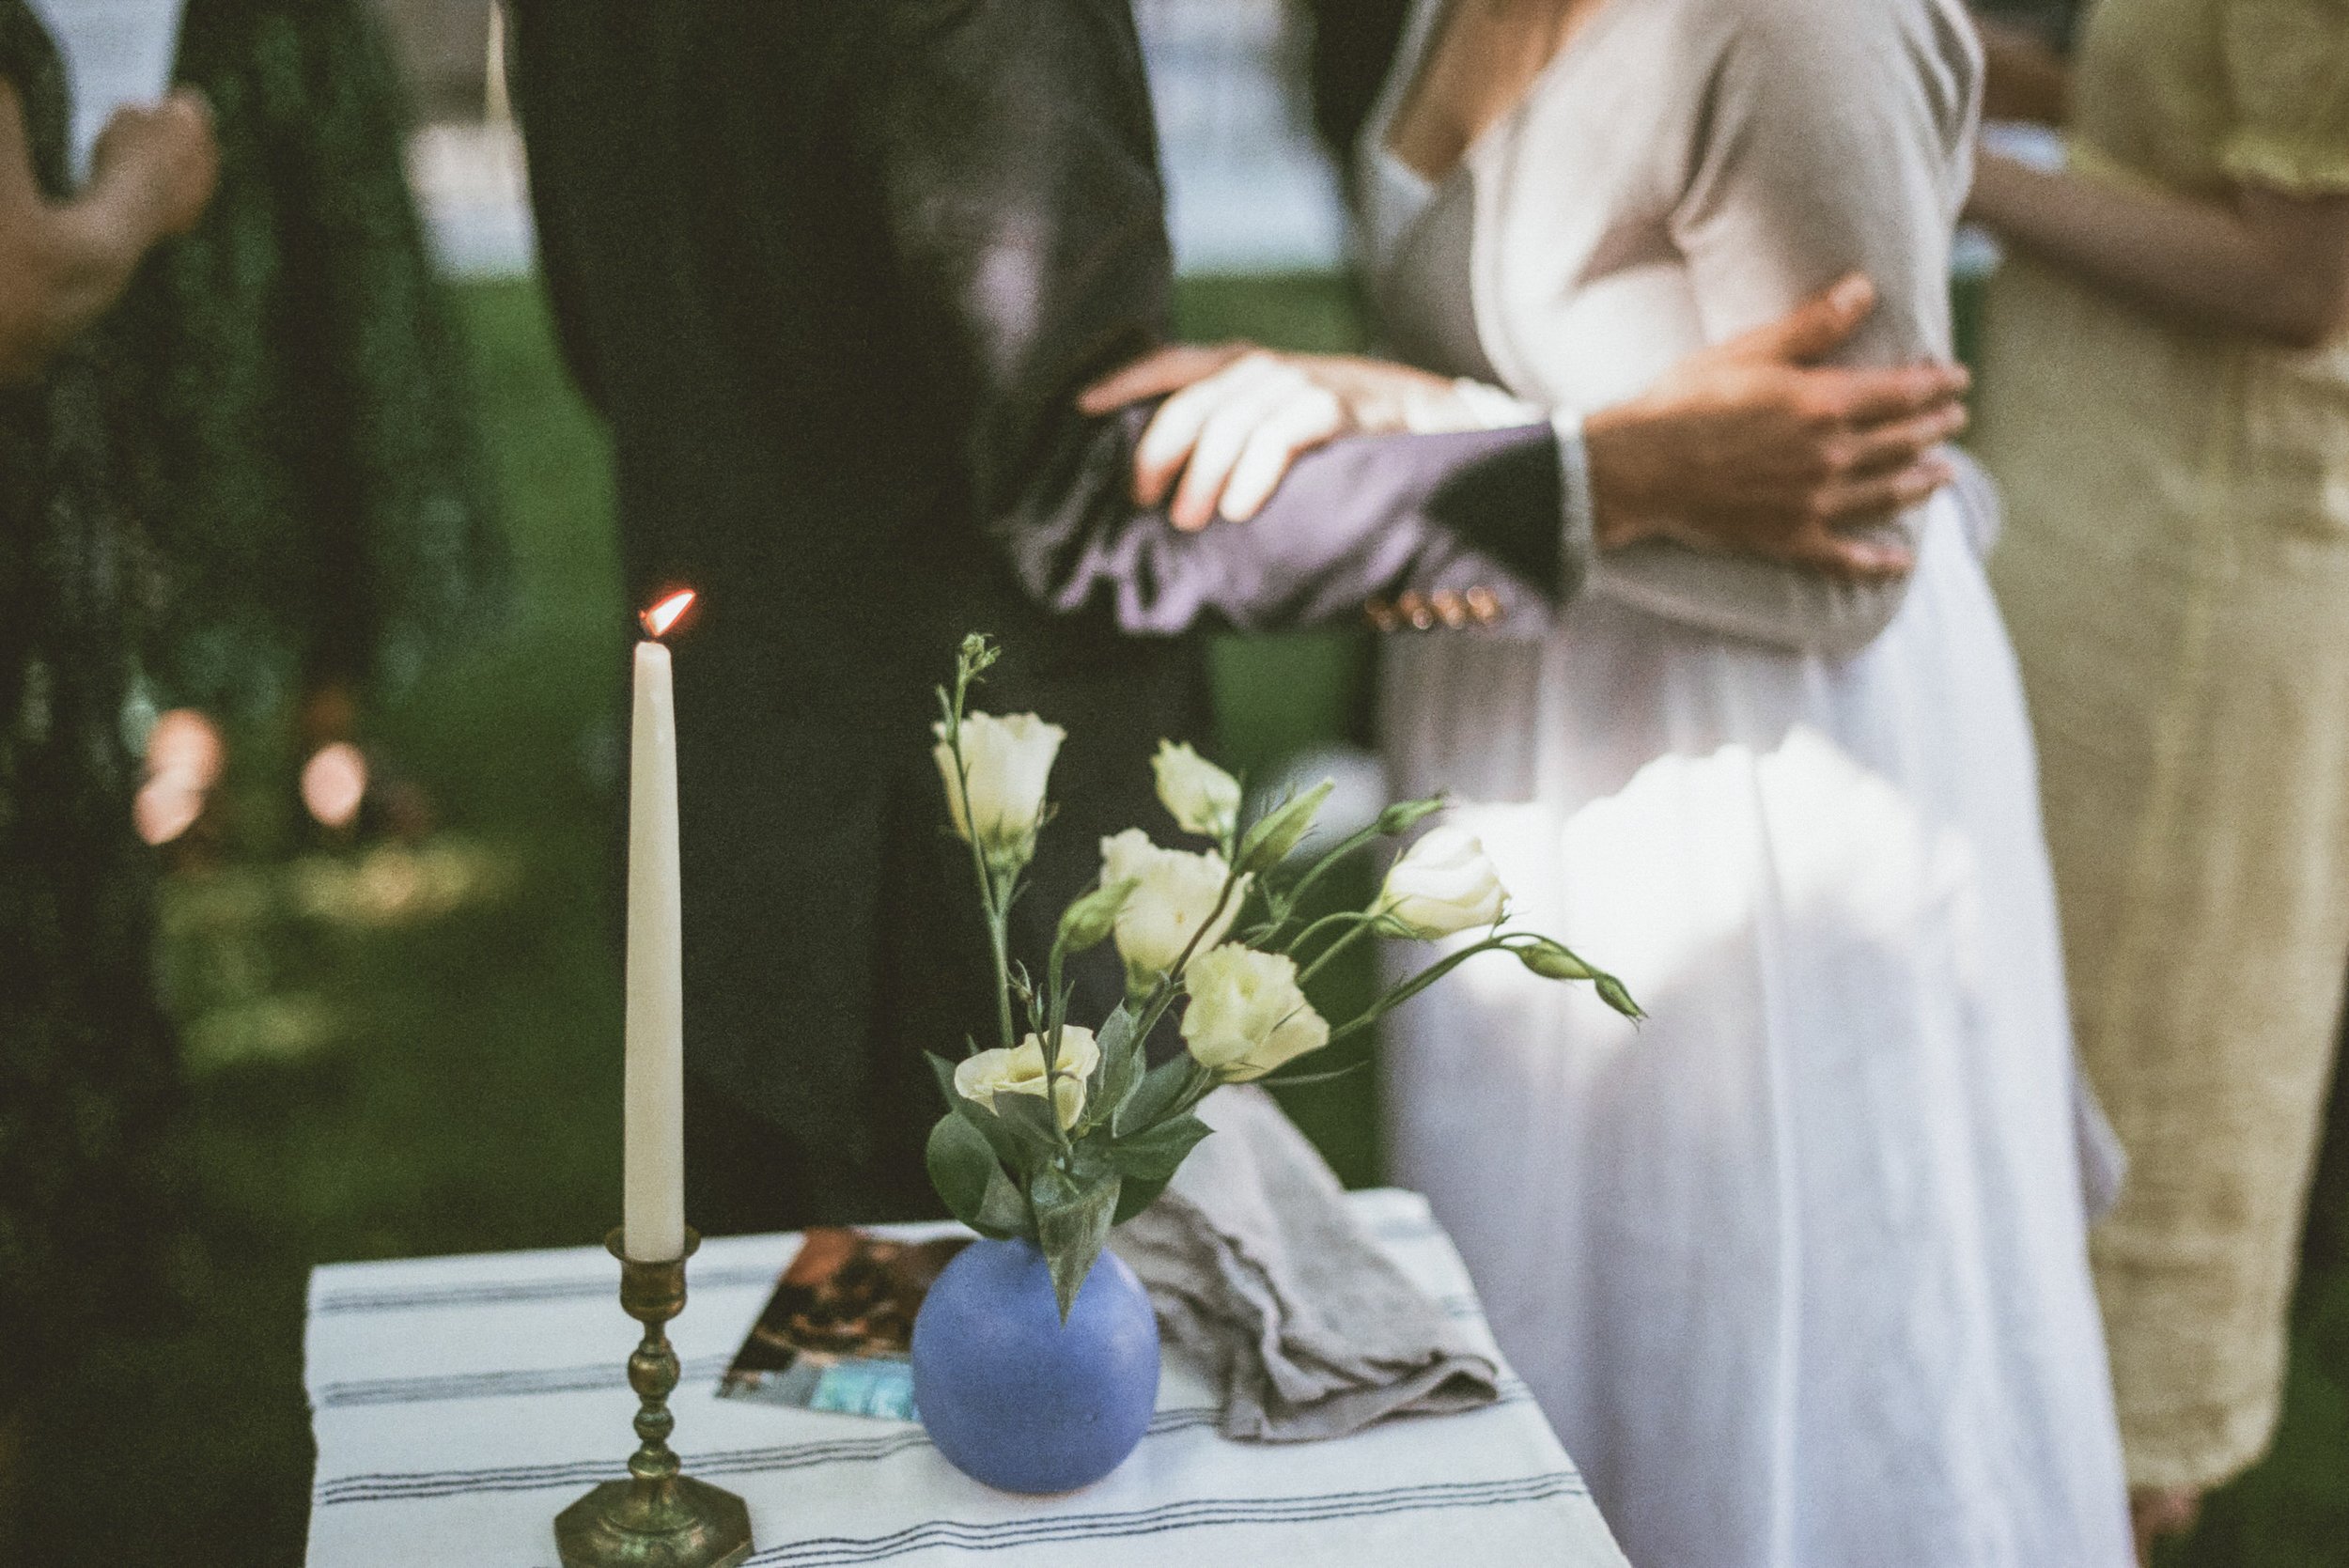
xmin=0 ymin=85 xmax=216 ymax=384
xmin=88 ymin=89 xmax=219 ymax=241
xmin=1079 ymin=346 xmax=1489 ymax=531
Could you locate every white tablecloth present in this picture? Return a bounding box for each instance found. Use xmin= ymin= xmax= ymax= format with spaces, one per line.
xmin=303 ymin=1188 xmax=1629 ymax=1567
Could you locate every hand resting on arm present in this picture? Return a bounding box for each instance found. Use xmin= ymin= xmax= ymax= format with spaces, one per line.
xmin=1080 ymin=272 xmax=1968 ymax=582
xmin=874 ymin=0 xmax=1591 ymax=638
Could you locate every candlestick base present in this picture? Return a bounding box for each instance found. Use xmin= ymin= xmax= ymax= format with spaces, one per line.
xmin=554 ymin=1474 xmax=753 ymax=1568
xmin=554 ymin=1230 xmax=754 ymax=1568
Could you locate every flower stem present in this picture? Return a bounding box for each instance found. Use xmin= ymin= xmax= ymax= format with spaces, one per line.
xmin=1278 ymin=819 xmax=1384 ymax=917
xmin=1322 ymin=935 xmax=1515 ymax=1048
xmin=1299 ymin=918 xmax=1379 ymax=986
xmin=1127 ymin=858 xmax=1252 ymax=1046
xmin=1040 ymin=946 xmax=1074 ymax=1156
xmin=1280 ymin=908 xmax=1367 ymax=958
xmin=942 ymin=680 xmax=1018 ymax=1052
xmin=985 ymin=903 xmax=1017 ymax=1053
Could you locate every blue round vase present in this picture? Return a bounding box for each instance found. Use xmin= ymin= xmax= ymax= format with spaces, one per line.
xmin=910 ymin=1237 xmax=1161 ymax=1494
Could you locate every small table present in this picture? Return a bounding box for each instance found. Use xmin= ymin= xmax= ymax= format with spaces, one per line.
xmin=303 ymin=1188 xmax=1628 ymax=1567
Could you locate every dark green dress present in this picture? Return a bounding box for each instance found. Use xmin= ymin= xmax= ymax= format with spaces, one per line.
xmin=0 ymin=0 xmax=497 ymax=1397
xmin=123 ymin=0 xmax=504 ymax=712
xmin=0 ymin=2 xmax=189 ymax=1402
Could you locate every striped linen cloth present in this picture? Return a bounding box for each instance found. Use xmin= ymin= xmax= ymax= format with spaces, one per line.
xmin=303 ymin=1188 xmax=1630 ymax=1567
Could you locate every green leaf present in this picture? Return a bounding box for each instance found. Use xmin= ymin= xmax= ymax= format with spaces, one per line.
xmin=973 ymin=1163 xmax=1032 ymax=1240
xmin=1091 ymin=1006 xmax=1144 ymax=1126
xmin=959 ymin=1101 xmax=1029 ymax=1170
xmin=1105 ymin=1113 xmax=1211 ymax=1185
xmin=1115 ymin=1056 xmax=1197 ymax=1138
xmin=926 ymin=1050 xmax=962 ymax=1105
xmin=991 ymin=1090 xmax=1066 ymax=1154
xmin=1235 ymin=778 xmax=1335 ymax=876
xmin=1112 ymin=1173 xmax=1174 ymax=1225
xmin=1094 ymin=1001 xmax=1137 ymax=1063
xmin=1063 ymin=1133 xmax=1117 ymax=1184
xmin=926 ymin=1113 xmax=1003 ymax=1230
xmin=931 ymin=1053 xmax=1029 ymax=1169
xmin=1034 ymin=1172 xmax=1122 ymax=1321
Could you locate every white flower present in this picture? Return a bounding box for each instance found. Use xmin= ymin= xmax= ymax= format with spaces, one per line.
xmin=1379 ymin=826 xmax=1508 ymax=938
xmin=1180 ymin=945 xmax=1330 ymax=1080
xmin=1100 ymin=829 xmax=1247 ymax=991
xmin=953 ymin=1026 xmax=1101 ymax=1130
xmin=1152 ymin=739 xmax=1241 ymax=842
xmin=933 ymin=711 xmax=1065 ymax=872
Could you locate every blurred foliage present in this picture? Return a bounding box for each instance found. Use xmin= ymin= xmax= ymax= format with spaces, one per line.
xmin=17 ymin=271 xmax=2345 ymax=1566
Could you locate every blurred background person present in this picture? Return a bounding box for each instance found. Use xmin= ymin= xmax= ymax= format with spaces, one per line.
xmin=1967 ymin=0 xmax=2349 ymax=1558
xmin=0 ymin=2 xmax=215 ymax=1541
xmin=119 ymin=0 xmax=501 ymax=858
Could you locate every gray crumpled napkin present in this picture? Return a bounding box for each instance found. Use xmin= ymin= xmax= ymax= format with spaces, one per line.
xmin=1108 ymin=1084 xmax=1500 ymax=1442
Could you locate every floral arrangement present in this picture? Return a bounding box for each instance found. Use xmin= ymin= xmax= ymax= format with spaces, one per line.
xmin=926 ymin=635 xmax=1641 ymax=1315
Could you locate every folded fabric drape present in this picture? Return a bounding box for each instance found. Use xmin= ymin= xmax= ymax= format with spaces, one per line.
xmin=1112 ymin=1086 xmax=1500 ymax=1442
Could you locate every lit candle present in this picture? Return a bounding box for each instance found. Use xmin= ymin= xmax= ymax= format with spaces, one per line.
xmin=624 ymin=590 xmax=694 ymax=1263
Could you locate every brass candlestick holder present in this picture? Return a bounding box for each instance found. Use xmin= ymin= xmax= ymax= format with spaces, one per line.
xmin=555 ymin=1230 xmax=754 ymax=1568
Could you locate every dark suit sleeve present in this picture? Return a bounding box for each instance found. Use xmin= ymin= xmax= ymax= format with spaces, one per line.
xmin=864 ymin=0 xmax=1581 ymax=637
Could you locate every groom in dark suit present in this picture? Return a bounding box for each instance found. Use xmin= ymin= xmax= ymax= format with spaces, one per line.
xmin=506 ymin=0 xmax=1970 ymax=1230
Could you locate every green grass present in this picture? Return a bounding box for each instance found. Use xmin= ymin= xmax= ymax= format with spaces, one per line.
xmin=20 ymin=275 xmax=2345 ymax=1566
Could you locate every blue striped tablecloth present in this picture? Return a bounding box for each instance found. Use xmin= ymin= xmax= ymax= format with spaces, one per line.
xmin=303 ymin=1188 xmax=1629 ymax=1567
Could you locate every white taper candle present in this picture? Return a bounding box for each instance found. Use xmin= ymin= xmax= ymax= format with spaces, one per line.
xmin=623 ymin=633 xmax=686 ymax=1263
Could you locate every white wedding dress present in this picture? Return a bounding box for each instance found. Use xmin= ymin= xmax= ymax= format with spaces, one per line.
xmin=1364 ymin=1 xmax=2133 ymax=1564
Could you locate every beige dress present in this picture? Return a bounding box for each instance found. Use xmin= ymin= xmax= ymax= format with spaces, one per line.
xmin=1973 ymin=0 xmax=2349 ymax=1494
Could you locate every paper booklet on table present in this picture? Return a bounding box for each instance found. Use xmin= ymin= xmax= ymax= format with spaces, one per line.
xmin=717 ymin=1227 xmax=968 ymax=1421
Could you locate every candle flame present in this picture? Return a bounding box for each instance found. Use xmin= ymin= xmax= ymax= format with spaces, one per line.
xmin=640 ymin=589 xmax=696 ymax=640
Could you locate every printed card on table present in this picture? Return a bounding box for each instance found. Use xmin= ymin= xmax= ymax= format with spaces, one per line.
xmin=718 ymin=1227 xmax=968 ymax=1421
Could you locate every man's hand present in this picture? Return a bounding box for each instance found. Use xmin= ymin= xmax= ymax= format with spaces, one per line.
xmin=1584 ymin=273 xmax=1969 ymax=579
xmin=88 ymin=89 xmax=219 ymax=241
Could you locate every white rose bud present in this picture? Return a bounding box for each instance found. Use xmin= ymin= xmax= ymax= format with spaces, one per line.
xmin=1379 ymin=825 xmax=1508 ymax=938
xmin=1180 ymin=945 xmax=1330 ymax=1081
xmin=933 ymin=711 xmax=1065 ymax=873
xmin=1234 ymin=777 xmax=1333 ymax=875
xmin=1152 ymin=739 xmax=1242 ymax=842
xmin=1099 ymin=828 xmax=1247 ymax=992
xmin=1056 ymin=877 xmax=1135 ymax=955
xmin=952 ymin=1026 xmax=1102 ymax=1131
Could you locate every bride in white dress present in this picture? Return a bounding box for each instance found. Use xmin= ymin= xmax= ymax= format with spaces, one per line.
xmin=1096 ymin=0 xmax=2133 ymax=1562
